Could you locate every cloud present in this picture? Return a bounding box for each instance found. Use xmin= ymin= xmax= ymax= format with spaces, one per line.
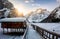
xmin=24 ymin=0 xmax=35 ymax=3
xmin=25 ymin=0 xmax=29 ymax=3
xmin=30 ymin=0 xmax=35 ymax=2
xmin=32 ymin=4 xmax=40 ymax=7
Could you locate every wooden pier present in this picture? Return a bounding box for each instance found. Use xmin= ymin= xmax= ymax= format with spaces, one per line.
xmin=31 ymin=23 xmax=60 ymax=39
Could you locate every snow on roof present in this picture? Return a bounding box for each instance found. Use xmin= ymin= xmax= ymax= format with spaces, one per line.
xmin=0 ymin=17 xmax=26 ymax=22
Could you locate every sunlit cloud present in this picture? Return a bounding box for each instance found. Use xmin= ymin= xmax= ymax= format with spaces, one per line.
xmin=24 ymin=0 xmax=35 ymax=3
xmin=25 ymin=0 xmax=29 ymax=3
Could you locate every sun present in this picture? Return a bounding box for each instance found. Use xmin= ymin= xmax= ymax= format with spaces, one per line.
xmin=16 ymin=5 xmax=25 ymax=13
xmin=15 ymin=4 xmax=28 ymax=16
xmin=17 ymin=7 xmax=24 ymax=13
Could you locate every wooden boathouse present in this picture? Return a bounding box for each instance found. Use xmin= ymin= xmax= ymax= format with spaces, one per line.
xmin=0 ymin=18 xmax=27 ymax=34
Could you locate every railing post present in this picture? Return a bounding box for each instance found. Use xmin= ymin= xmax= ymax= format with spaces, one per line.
xmin=49 ymin=33 xmax=50 ymax=39
xmin=42 ymin=30 xmax=44 ymax=36
xmin=3 ymin=28 xmax=4 ymax=33
xmin=56 ymin=36 xmax=58 ymax=39
xmin=52 ymin=35 xmax=54 ymax=39
xmin=7 ymin=28 xmax=8 ymax=33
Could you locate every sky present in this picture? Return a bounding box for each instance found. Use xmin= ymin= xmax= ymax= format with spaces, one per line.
xmin=9 ymin=0 xmax=60 ymax=15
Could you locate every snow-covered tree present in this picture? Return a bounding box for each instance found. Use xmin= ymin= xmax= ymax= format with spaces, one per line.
xmin=0 ymin=0 xmax=16 ymax=18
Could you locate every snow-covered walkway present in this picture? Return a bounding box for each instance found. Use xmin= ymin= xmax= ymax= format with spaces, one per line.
xmin=26 ymin=25 xmax=43 ymax=39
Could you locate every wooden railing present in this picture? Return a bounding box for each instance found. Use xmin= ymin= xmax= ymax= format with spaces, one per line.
xmin=22 ymin=21 xmax=28 ymax=39
xmin=31 ymin=24 xmax=60 ymax=39
xmin=22 ymin=26 xmax=28 ymax=39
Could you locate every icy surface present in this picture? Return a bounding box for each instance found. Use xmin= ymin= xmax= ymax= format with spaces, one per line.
xmin=32 ymin=23 xmax=60 ymax=34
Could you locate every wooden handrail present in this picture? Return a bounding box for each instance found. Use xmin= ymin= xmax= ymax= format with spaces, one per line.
xmin=31 ymin=24 xmax=60 ymax=39
xmin=22 ymin=22 xmax=28 ymax=39
xmin=22 ymin=26 xmax=28 ymax=39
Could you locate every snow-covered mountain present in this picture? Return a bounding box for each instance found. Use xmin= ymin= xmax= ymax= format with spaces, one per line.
xmin=28 ymin=6 xmax=60 ymax=23
xmin=28 ymin=8 xmax=50 ymax=23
